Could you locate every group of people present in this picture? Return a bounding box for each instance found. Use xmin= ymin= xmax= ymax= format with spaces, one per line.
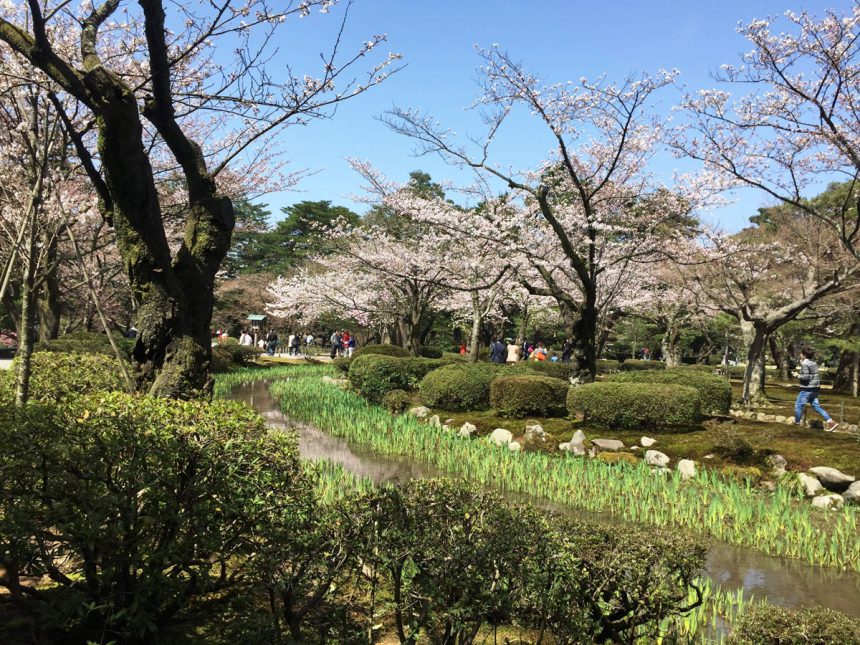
xmin=484 ymin=338 xmax=574 ymax=364
xmin=329 ymin=330 xmax=356 ymax=359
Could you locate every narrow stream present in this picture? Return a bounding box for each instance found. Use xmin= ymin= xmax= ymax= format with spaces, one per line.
xmin=229 ymin=379 xmax=860 ymax=618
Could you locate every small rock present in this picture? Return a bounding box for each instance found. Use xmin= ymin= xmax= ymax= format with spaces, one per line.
xmin=846 ymin=424 xmax=859 ymax=434
xmin=631 ymin=445 xmax=641 ymax=451
xmin=798 ymin=472 xmax=824 ymax=497
xmin=843 ymin=481 xmax=860 ymax=503
xmin=808 ymin=466 xmax=856 ymax=492
xmin=758 ymin=413 xmax=776 ymax=422
xmin=760 ymin=480 xmax=776 ymax=492
xmin=703 ymin=454 xmax=715 ymax=460
xmin=558 ymin=442 xmax=569 ymax=451
xmin=774 ymin=415 xmax=788 ymax=424
xmin=459 ymin=422 xmax=477 ymax=438
xmin=427 ymin=415 xmax=441 ymax=428
xmin=507 ymin=441 xmax=522 ymax=452
xmin=409 ymin=406 xmax=431 ymax=419
xmin=591 ymin=438 xmax=625 ymax=451
xmin=524 ymin=424 xmax=549 ymax=450
xmin=570 ymin=429 xmax=588 ymax=447
xmin=677 ymin=459 xmax=697 ymax=480
xmin=524 ymin=423 xmax=544 ymax=436
xmin=489 ymin=428 xmax=514 ymax=446
xmin=811 ymin=494 xmax=844 ymax=510
xmin=766 ymin=454 xmax=787 ymax=477
xmin=442 ymin=424 xmax=452 ymax=432
xmin=640 ymin=436 xmax=657 ymax=447
xmin=645 ymin=450 xmax=670 ymax=468
xmin=445 ymin=418 xmax=455 ymax=425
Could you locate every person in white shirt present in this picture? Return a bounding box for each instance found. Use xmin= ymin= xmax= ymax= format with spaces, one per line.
xmin=239 ymin=329 xmax=253 ymax=346
xmin=288 ymin=333 xmax=296 ymax=356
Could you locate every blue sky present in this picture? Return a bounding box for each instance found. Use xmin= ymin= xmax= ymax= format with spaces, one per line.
xmin=256 ymin=0 xmax=841 ymax=230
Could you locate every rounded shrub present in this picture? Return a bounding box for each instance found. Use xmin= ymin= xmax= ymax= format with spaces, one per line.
xmin=678 ymin=363 xmax=716 ymax=373
xmin=0 ymin=392 xmax=307 ymax=643
xmin=219 ymin=337 xmax=260 ymax=366
xmin=212 ymin=344 xmax=237 ymax=372
xmin=727 ymin=603 xmax=860 ymax=644
xmin=566 ymin=382 xmax=701 ymax=429
xmin=382 ymin=389 xmax=413 ymax=414
xmin=490 ymin=374 xmax=569 ymax=417
xmin=0 ymin=351 xmax=125 ymax=404
xmin=352 ymin=343 xmax=411 ymax=359
xmin=418 ymin=346 xmax=443 ymax=359
xmin=332 ymin=357 xmax=353 ymax=373
xmin=517 ymin=361 xmax=575 ymax=381
xmin=419 ymin=363 xmax=499 ymax=411
xmin=620 ymin=359 xmax=665 ymax=371
xmin=607 ymin=366 xmax=732 ymax=415
xmin=348 ymin=354 xmax=410 ymax=402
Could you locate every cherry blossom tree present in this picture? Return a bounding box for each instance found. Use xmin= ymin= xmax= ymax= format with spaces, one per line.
xmin=384 ymin=48 xmax=697 ymax=380
xmin=0 ymin=0 xmax=399 ymax=397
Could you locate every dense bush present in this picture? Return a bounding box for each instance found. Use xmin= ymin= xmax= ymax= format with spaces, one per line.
xmin=727 ymin=603 xmax=860 ymax=644
xmin=0 ymin=392 xmax=307 ymax=643
xmin=597 ymin=359 xmax=620 ymax=373
xmin=332 ymin=356 xmax=353 ymax=373
xmin=490 ymin=374 xmax=569 ymax=417
xmin=0 ymin=351 xmax=126 ymax=404
xmin=567 ymin=382 xmax=701 ymax=429
xmin=518 ymin=361 xmax=576 ymax=381
xmin=620 ymin=359 xmax=666 ymax=371
xmin=608 ymin=366 xmax=732 ymax=415
xmin=35 ymin=330 xmax=134 ymax=358
xmin=220 ymin=337 xmax=260 ymax=364
xmin=419 ymin=362 xmax=499 ymax=411
xmin=678 ymin=363 xmax=717 ymax=373
xmin=211 ymin=344 xmax=237 ymax=372
xmin=348 ymin=354 xmax=411 ymax=402
xmin=351 ymin=343 xmax=411 ymax=359
xmin=418 ymin=345 xmax=443 ymax=358
xmin=382 ymin=389 xmax=412 ymax=414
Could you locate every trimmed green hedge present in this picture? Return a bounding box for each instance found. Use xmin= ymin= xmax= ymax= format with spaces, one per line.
xmin=517 ymin=362 xmax=575 ymax=381
xmin=597 ymin=359 xmax=620 ymax=374
xmin=0 ymin=352 xmax=126 ymax=404
xmin=332 ymin=357 xmax=353 ymax=373
xmin=607 ymin=366 xmax=731 ymax=415
xmin=566 ymin=382 xmax=701 ymax=429
xmin=349 ymin=356 xmax=451 ymax=402
xmin=419 ymin=363 xmax=499 ymax=411
xmin=352 ymin=343 xmax=410 ymax=359
xmin=620 ymin=359 xmax=665 ymax=371
xmin=34 ymin=330 xmax=133 ymax=359
xmin=418 ymin=346 xmax=443 ymax=358
xmin=727 ymin=603 xmax=860 ymax=644
xmin=382 ymin=389 xmax=412 ymax=414
xmin=490 ymin=375 xmax=569 ymax=418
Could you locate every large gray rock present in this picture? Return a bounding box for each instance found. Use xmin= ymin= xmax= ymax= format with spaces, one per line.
xmin=459 ymin=422 xmax=477 ymax=438
xmin=808 ymin=466 xmax=856 ymax=492
xmin=591 ymin=438 xmax=625 ymax=452
xmin=645 ymin=450 xmax=670 ymax=468
xmin=489 ymin=428 xmax=514 ymax=446
xmin=677 ymin=459 xmax=697 ymax=480
xmin=640 ymin=436 xmax=657 ymax=447
xmin=798 ymin=472 xmax=823 ymax=497
xmin=427 ymin=415 xmax=442 ymax=428
xmin=409 ymin=406 xmax=431 ymax=419
xmin=766 ymin=454 xmax=787 ymax=477
xmin=570 ymin=429 xmax=588 ymax=448
xmin=811 ymin=493 xmax=844 ymax=510
xmin=524 ymin=424 xmax=548 ymax=450
xmin=843 ymin=481 xmax=860 ymax=503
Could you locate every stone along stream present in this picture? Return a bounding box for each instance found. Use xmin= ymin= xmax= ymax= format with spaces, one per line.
xmin=227 ymin=378 xmax=860 ymax=619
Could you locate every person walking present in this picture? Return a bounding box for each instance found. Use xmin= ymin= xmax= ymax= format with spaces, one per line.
xmin=290 ymin=333 xmax=300 ymax=356
xmin=347 ymin=334 xmax=356 ymax=358
xmin=287 ymin=333 xmax=296 ymax=356
xmin=330 ymin=330 xmax=341 ymax=359
xmin=266 ymin=329 xmax=278 ymax=356
xmin=489 ymin=338 xmax=506 ymax=364
xmin=239 ymin=329 xmax=253 ymax=346
xmin=506 ymin=340 xmax=521 ymax=363
xmin=793 ymin=347 xmax=838 ymax=431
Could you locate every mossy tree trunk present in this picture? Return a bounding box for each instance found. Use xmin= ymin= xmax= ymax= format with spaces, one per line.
xmin=0 ymin=3 xmax=234 ymax=398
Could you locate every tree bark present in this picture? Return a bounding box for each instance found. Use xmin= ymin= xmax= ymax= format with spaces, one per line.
xmin=37 ymin=232 xmax=61 ymax=340
xmin=740 ymin=319 xmax=768 ymax=404
xmin=468 ymin=290 xmax=481 ymax=363
xmin=661 ymin=315 xmax=681 ymax=367
xmin=833 ymin=320 xmax=860 ymax=395
xmin=15 ymin=216 xmax=37 ymax=407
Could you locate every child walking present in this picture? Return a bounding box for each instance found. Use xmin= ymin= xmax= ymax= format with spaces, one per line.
xmin=794 ymin=347 xmax=838 ymax=431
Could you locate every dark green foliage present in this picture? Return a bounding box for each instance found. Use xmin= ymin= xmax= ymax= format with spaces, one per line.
xmin=211 ymin=339 xmax=260 ymax=372
xmin=518 ymin=361 xmax=576 ymax=381
xmin=0 ymin=393 xmax=307 ymax=643
xmin=679 ymin=363 xmax=717 ymax=372
xmin=608 ymin=366 xmax=732 ymax=415
xmin=382 ymin=389 xmax=412 ymax=414
xmin=711 ymin=426 xmax=761 ymax=465
xmin=348 ymin=355 xmax=411 ymax=402
xmin=727 ymin=603 xmax=860 ymax=644
xmin=597 ymin=359 xmax=620 ymax=373
xmin=418 ymin=345 xmax=443 ymax=358
xmin=332 ymin=357 xmax=353 ymax=373
xmin=0 ymin=351 xmax=125 ymax=404
xmin=211 ymin=344 xmax=236 ymax=372
xmin=34 ymin=330 xmax=133 ymax=358
xmin=419 ymin=362 xmax=499 ymax=411
xmin=620 ymin=359 xmax=666 ymax=371
xmin=351 ymin=343 xmax=411 ymax=359
xmin=567 ymin=382 xmax=701 ymax=429
xmin=490 ymin=375 xmax=570 ymax=417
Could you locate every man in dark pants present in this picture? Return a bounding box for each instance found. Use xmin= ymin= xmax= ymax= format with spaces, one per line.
xmin=489 ymin=338 xmax=506 ymax=364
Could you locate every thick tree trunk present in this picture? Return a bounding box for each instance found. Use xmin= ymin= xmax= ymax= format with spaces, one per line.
xmin=740 ymin=319 xmax=768 ymax=404
xmin=833 ymin=320 xmax=859 ymax=395
xmin=468 ymin=291 xmax=481 ymax=363
xmin=572 ymin=290 xmax=598 ymax=382
xmin=38 ymin=233 xmax=61 ymax=340
xmin=661 ymin=317 xmax=681 ymax=367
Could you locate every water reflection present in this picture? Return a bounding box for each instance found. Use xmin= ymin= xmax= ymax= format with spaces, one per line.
xmin=228 ymin=379 xmax=860 ymax=618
